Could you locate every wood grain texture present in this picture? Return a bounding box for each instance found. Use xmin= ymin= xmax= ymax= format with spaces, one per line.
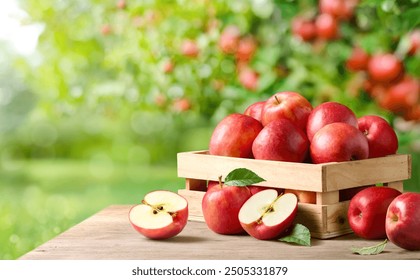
xmin=19 ymin=205 xmax=420 ymax=260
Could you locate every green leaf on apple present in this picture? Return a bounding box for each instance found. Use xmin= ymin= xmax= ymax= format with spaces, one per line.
xmin=224 ymin=168 xmax=266 ymax=187
xmin=278 ymin=223 xmax=311 ymax=246
xmin=351 ymin=239 xmax=387 ymax=255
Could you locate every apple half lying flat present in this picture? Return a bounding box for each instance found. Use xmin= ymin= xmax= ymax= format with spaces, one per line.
xmin=238 ymin=189 xmax=298 ymax=240
xmin=129 ymin=190 xmax=188 ymax=240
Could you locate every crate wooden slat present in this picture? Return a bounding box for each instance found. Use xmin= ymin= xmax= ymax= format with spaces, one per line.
xmin=177 ymin=151 xmax=411 ymax=192
xmin=177 ymin=151 xmax=412 ymax=239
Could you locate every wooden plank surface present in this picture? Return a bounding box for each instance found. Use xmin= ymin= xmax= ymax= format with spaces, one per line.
xmin=20 ymin=205 xmax=420 ymax=260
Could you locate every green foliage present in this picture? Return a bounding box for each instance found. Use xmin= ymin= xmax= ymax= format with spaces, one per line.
xmin=3 ymin=0 xmax=417 ymax=164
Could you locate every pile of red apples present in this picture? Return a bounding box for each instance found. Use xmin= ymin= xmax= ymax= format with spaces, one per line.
xmin=128 ymin=90 xmax=419 ymax=250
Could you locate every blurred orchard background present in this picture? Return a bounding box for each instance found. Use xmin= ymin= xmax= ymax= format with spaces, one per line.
xmin=0 ymin=0 xmax=419 ymax=259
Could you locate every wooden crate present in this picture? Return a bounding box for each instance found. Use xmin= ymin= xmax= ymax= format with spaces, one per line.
xmin=177 ymin=150 xmax=412 ymax=239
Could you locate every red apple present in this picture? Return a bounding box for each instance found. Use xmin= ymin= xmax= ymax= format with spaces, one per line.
xmin=101 ymin=24 xmax=112 ymax=36
xmin=408 ymin=29 xmax=420 ymax=56
xmin=261 ymin=91 xmax=313 ymax=130
xmin=319 ymin=0 xmax=359 ymax=20
xmin=315 ymin=13 xmax=339 ymax=40
xmin=202 ymin=179 xmax=252 ymax=235
xmin=291 ymin=17 xmax=317 ymax=42
xmin=117 ymin=0 xmax=126 ymax=9
xmin=378 ymin=75 xmax=419 ymax=113
xmin=236 ymin=36 xmax=257 ymax=62
xmin=172 ymin=98 xmax=191 ymax=112
xmin=306 ymin=101 xmax=358 ymax=142
xmin=357 ymin=115 xmax=398 ymax=158
xmin=239 ymin=68 xmax=259 ymax=91
xmin=386 ymin=192 xmax=420 ymax=250
xmin=129 ymin=190 xmax=188 ymax=239
xmin=209 ymin=113 xmax=263 ymax=158
xmin=244 ymin=101 xmax=265 ymax=122
xmin=219 ymin=25 xmax=241 ymax=54
xmin=367 ymin=53 xmax=404 ymax=83
xmin=346 ymin=46 xmax=370 ymax=72
xmin=348 ymin=186 xmax=402 ymax=239
xmin=238 ymin=190 xmax=298 ymax=240
xmin=310 ymin=122 xmax=369 ymax=163
xmin=284 ymin=189 xmax=316 ymax=204
xmin=252 ymin=118 xmax=309 ymax=163
xmin=181 ymin=40 xmax=199 ymax=57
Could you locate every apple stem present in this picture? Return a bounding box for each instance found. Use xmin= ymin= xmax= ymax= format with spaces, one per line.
xmin=218 ymin=175 xmax=223 ymax=188
xmin=274 ymin=95 xmax=280 ymax=104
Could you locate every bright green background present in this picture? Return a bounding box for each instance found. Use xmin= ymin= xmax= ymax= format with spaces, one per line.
xmin=0 ymin=0 xmax=419 ymax=259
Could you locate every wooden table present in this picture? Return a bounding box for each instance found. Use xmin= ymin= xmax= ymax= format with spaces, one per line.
xmin=20 ymin=205 xmax=420 ymax=260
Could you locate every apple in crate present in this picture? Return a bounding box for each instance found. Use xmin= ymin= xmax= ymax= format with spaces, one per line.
xmin=252 ymin=118 xmax=309 ymax=162
xmin=244 ymin=101 xmax=265 ymax=122
xmin=306 ymin=101 xmax=358 ymax=142
xmin=357 ymin=115 xmax=398 ymax=158
xmin=129 ymin=190 xmax=188 ymax=239
xmin=238 ymin=190 xmax=298 ymax=240
xmin=261 ymin=91 xmax=312 ymax=130
xmin=386 ymin=193 xmax=420 ymax=250
xmin=209 ymin=113 xmax=263 ymax=158
xmin=347 ymin=186 xmax=401 ymax=239
xmin=202 ymin=179 xmax=252 ymax=235
xmin=310 ymin=122 xmax=369 ymax=163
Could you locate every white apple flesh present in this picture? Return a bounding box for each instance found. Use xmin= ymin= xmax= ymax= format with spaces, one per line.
xmin=129 ymin=190 xmax=188 ymax=240
xmin=238 ymin=190 xmax=298 ymax=240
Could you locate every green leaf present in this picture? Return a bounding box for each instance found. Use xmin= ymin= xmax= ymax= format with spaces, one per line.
xmin=278 ymin=224 xmax=311 ymax=247
xmin=223 ymin=168 xmax=265 ymax=187
xmin=351 ymin=239 xmax=388 ymax=255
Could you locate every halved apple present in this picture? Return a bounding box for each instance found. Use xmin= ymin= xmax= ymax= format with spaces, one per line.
xmin=238 ymin=189 xmax=298 ymax=240
xmin=129 ymin=190 xmax=188 ymax=239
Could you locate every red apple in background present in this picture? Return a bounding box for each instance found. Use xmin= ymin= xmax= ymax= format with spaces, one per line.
xmin=219 ymin=25 xmax=241 ymax=54
xmin=261 ymin=91 xmax=313 ymax=130
xmin=315 ymin=13 xmax=339 ymax=40
xmin=181 ymin=40 xmax=199 ymax=57
xmin=386 ymin=192 xmax=420 ymax=250
xmin=236 ymin=36 xmax=257 ymax=62
xmin=244 ymin=101 xmax=265 ymax=122
xmin=202 ymin=179 xmax=252 ymax=235
xmin=238 ymin=190 xmax=298 ymax=240
xmin=378 ymin=75 xmax=419 ymax=113
xmin=129 ymin=190 xmax=188 ymax=239
xmin=367 ymin=53 xmax=403 ymax=83
xmin=292 ymin=17 xmax=317 ymax=42
xmin=239 ymin=68 xmax=259 ymax=91
xmin=310 ymin=122 xmax=369 ymax=163
xmin=319 ymin=0 xmax=358 ymax=20
xmin=348 ymin=186 xmax=401 ymax=239
xmin=408 ymin=29 xmax=420 ymax=56
xmin=306 ymin=101 xmax=358 ymax=142
xmin=117 ymin=0 xmax=126 ymax=9
xmin=284 ymin=189 xmax=316 ymax=204
xmin=357 ymin=115 xmax=398 ymax=158
xmin=101 ymin=24 xmax=112 ymax=36
xmin=209 ymin=113 xmax=263 ymax=158
xmin=172 ymin=98 xmax=191 ymax=112
xmin=252 ymin=118 xmax=309 ymax=163
xmin=346 ymin=46 xmax=370 ymax=72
